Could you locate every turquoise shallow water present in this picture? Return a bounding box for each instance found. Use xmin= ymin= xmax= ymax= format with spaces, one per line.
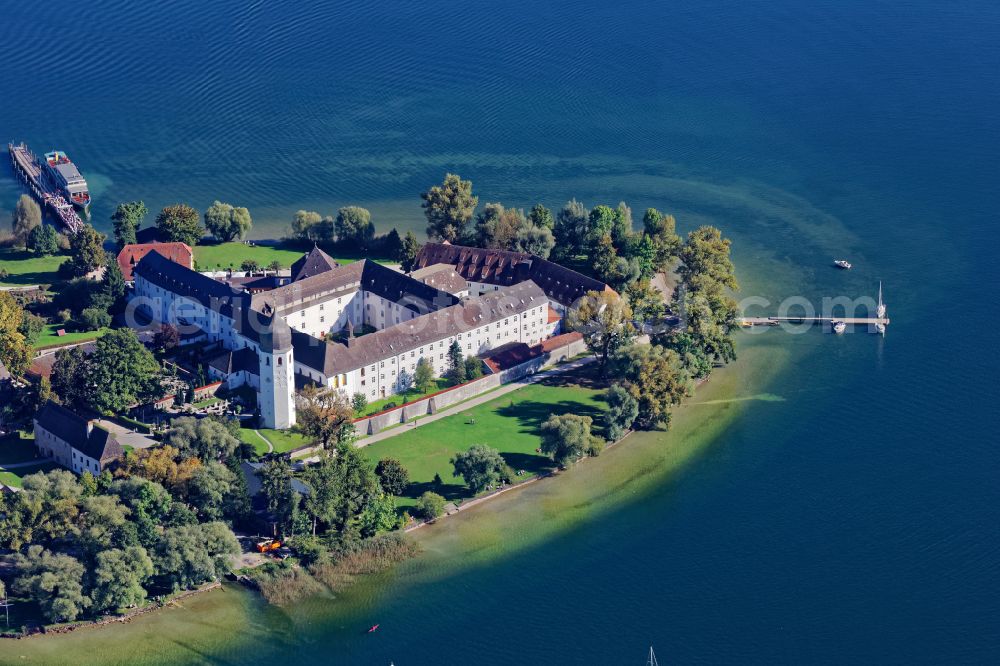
xmin=2 ymin=0 xmax=999 ymax=663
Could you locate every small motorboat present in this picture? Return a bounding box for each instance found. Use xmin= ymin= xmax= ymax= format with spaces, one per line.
xmin=834 ymin=260 xmax=852 ymax=269
xmin=832 ymin=320 xmax=847 ymax=334
xmin=368 ymin=624 xmax=380 ymax=633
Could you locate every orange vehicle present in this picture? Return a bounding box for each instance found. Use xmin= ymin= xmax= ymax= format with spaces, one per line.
xmin=255 ymin=539 xmax=282 ymax=553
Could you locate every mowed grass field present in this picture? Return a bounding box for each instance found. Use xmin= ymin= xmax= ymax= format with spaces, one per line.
xmin=240 ymin=426 xmax=312 ymax=455
xmin=0 ymin=247 xmax=66 ymax=286
xmin=193 ymin=242 xmax=306 ymax=271
xmin=0 ymin=462 xmax=60 ymax=488
xmin=360 ymin=371 xmax=608 ymax=509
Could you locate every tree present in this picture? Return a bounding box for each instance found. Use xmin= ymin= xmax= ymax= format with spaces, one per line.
xmin=0 ymin=470 xmax=83 ymax=550
xmin=27 ymin=224 xmax=59 ymax=255
xmin=12 ymin=546 xmax=90 ymax=622
xmin=552 ymin=199 xmax=589 ymax=262
xmin=566 ymin=290 xmax=635 ymax=374
xmin=451 ymin=444 xmax=505 ymax=493
xmin=89 ymin=329 xmax=162 ymax=413
xmin=0 ymin=291 xmax=32 ymax=377
xmin=397 ymin=368 xmax=413 ymax=392
xmin=516 ymin=224 xmax=555 ymax=258
xmin=154 ymin=522 xmax=239 ymax=590
xmin=153 ymin=323 xmax=180 ymax=352
xmin=528 ymin=203 xmax=554 ymax=229
xmin=294 ymin=384 xmax=355 ymax=448
xmin=588 ymin=205 xmax=618 ymax=251
xmin=116 ymin=445 xmax=201 ymax=495
xmin=417 ymin=491 xmax=445 ymax=520
xmin=11 ymin=194 xmax=41 ymax=246
xmin=51 ymin=345 xmax=91 ymax=409
xmin=375 ymin=458 xmax=410 ymax=495
xmin=677 ymin=226 xmax=738 ymax=292
xmin=422 ymin=173 xmax=478 ymax=242
xmin=204 ymin=201 xmax=252 ymax=241
xmin=446 ymin=340 xmax=466 ymax=384
xmin=259 ymin=456 xmax=294 ymax=531
xmin=624 ymin=279 xmax=666 ymax=325
xmin=164 ymin=416 xmax=240 ymax=461
xmin=155 ymin=204 xmax=203 ymax=246
xmin=400 ymin=231 xmax=422 ymax=272
xmin=614 ymin=344 xmax=692 ymax=430
xmin=103 ymin=258 xmax=127 ymax=306
xmin=65 ymin=224 xmax=107 ymax=278
xmin=643 ymin=208 xmax=681 ymax=272
xmin=111 ymin=201 xmax=147 ymax=248
xmin=474 ymin=203 xmax=525 ymax=250
xmin=335 ymin=206 xmax=375 ymax=247
xmin=540 ymin=414 xmax=603 ymax=467
xmin=464 ymin=355 xmax=483 ymax=380
xmin=186 ymin=462 xmax=240 ymax=522
xmin=290 ymin=210 xmax=321 ymax=241
xmin=91 ymin=546 xmax=155 ymax=613
xmin=80 ymin=306 xmax=112 ymax=331
xmin=240 ymin=259 xmax=260 ymax=272
xmin=382 ymin=227 xmax=403 ymax=260
xmin=302 ymin=443 xmax=378 ymax=532
xmin=109 ymin=477 xmax=173 ymax=548
xmin=351 ymin=392 xmax=368 ymax=414
xmin=358 ymin=490 xmax=397 ymax=537
xmin=18 ymin=310 xmax=44 ymax=346
xmin=605 ymin=385 xmax=639 ymax=441
xmin=414 ymin=357 xmax=435 ymax=393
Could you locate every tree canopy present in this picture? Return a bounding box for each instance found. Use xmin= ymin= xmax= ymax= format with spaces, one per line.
xmin=451 ymin=444 xmax=506 ymax=493
xmin=422 ymin=173 xmax=478 ymax=242
xmin=335 ymin=206 xmax=375 ymax=247
xmin=27 ymin=223 xmax=60 ymax=255
xmin=64 ymin=224 xmax=107 ymax=278
xmin=11 ymin=194 xmax=41 ymax=246
xmin=204 ymin=201 xmax=252 ymax=241
xmin=294 ymin=384 xmax=355 ymax=448
xmin=566 ymin=290 xmax=635 ymax=374
xmin=0 ymin=291 xmax=32 ymax=377
xmin=111 ymin=201 xmax=147 ymax=248
xmin=88 ymin=329 xmax=163 ymax=413
xmin=164 ymin=416 xmax=240 ymax=462
xmin=156 ymin=204 xmax=204 ymax=246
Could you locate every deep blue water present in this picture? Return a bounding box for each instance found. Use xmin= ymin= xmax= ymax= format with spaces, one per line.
xmin=2 ymin=0 xmax=999 ymax=663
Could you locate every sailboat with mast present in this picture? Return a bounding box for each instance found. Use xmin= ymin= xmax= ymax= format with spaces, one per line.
xmin=647 ymin=646 xmax=659 ymax=666
xmin=875 ymin=282 xmax=886 ymax=335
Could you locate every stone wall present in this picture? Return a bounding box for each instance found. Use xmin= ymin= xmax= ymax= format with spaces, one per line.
xmin=351 ymin=335 xmax=587 ymax=437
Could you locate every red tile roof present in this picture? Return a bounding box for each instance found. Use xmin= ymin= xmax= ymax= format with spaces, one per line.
xmin=118 ymin=242 xmax=193 ymax=281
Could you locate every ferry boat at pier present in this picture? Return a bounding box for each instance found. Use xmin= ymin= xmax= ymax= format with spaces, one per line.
xmin=42 ymin=150 xmax=91 ymax=210
xmin=7 ymin=141 xmax=84 ymax=233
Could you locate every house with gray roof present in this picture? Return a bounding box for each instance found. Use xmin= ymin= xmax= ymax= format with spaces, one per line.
xmin=34 ymin=401 xmax=124 ymax=475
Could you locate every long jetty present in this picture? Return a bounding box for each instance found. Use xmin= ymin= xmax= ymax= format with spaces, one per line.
xmin=740 ymin=316 xmax=890 ymax=327
xmin=7 ymin=142 xmax=83 ymax=233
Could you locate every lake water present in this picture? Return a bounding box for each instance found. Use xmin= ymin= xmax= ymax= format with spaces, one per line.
xmin=2 ymin=0 xmax=999 ymax=663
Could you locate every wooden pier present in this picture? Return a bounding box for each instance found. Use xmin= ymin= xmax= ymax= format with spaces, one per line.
xmin=739 ymin=315 xmax=890 ymax=330
xmin=7 ymin=142 xmax=83 ymax=233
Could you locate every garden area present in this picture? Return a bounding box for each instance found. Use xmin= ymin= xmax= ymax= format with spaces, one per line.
xmin=358 ymin=377 xmax=453 ymax=417
xmin=0 ymin=247 xmax=65 ymax=287
xmin=192 ymin=240 xmax=396 ymax=272
xmin=360 ymin=369 xmax=609 ymax=511
xmin=240 ymin=426 xmax=311 ymax=456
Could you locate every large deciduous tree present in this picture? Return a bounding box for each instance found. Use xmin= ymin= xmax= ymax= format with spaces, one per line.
xmin=539 ymin=414 xmax=604 ymax=467
xmin=614 ymin=344 xmax=692 ymax=430
xmin=90 ymin=545 xmax=155 ymax=612
xmin=375 ymin=458 xmax=410 ymax=496
xmin=0 ymin=291 xmax=32 ymax=377
xmin=605 ymin=384 xmax=639 ymax=441
xmin=400 ymin=231 xmax=422 ymax=272
xmin=451 ymin=444 xmax=506 ymax=494
xmin=65 ymin=224 xmax=107 ymax=278
xmin=204 ymin=201 xmax=252 ymax=242
xmin=335 ymin=206 xmax=375 ymax=247
xmin=552 ymin=199 xmax=589 ymax=262
xmin=111 ymin=201 xmax=147 ymax=248
xmin=89 ymin=329 xmax=162 ymax=414
xmin=294 ymin=384 xmax=355 ymax=449
xmin=164 ymin=416 xmax=240 ymax=462
xmin=566 ymin=290 xmax=635 ymax=375
xmin=291 ymin=210 xmax=322 ymax=241
xmin=414 ymin=356 xmax=435 ymax=393
xmin=155 ymin=204 xmax=204 ymax=246
xmin=12 ymin=545 xmax=90 ymax=623
xmin=27 ymin=223 xmax=60 ymax=255
xmin=422 ymin=173 xmax=478 ymax=242
xmin=11 ymin=194 xmax=41 ymax=246
xmin=154 ymin=522 xmax=239 ymax=591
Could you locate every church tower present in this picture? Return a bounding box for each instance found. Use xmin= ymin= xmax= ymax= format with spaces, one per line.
xmin=257 ymin=316 xmax=296 ymax=429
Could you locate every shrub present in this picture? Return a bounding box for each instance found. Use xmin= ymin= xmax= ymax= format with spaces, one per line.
xmin=417 ymin=491 xmax=446 ymax=520
xmin=80 ymin=306 xmax=111 ymax=331
xmin=57 ymin=309 xmax=71 ymax=323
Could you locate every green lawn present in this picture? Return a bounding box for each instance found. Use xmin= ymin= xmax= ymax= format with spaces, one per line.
xmin=240 ymin=426 xmax=312 ymax=455
xmin=193 ymin=242 xmax=308 ymax=271
xmin=33 ymin=322 xmax=109 ymax=350
xmin=360 ymin=372 xmax=608 ymax=509
xmin=0 ymin=432 xmax=43 ymax=465
xmin=0 ymin=461 xmax=60 ymax=488
xmin=192 ymin=397 xmax=222 ymax=409
xmin=192 ymin=241 xmax=395 ymax=271
xmin=359 ymin=378 xmax=452 ymax=417
xmin=0 ymin=247 xmax=66 ymax=286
